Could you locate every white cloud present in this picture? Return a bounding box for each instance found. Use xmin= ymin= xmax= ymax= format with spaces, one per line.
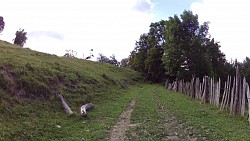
xmin=28 ymin=31 xmax=64 ymax=40
xmin=190 ymin=0 xmax=250 ymax=62
xmin=0 ymin=0 xmax=155 ymax=61
xmin=134 ymin=0 xmax=154 ymax=13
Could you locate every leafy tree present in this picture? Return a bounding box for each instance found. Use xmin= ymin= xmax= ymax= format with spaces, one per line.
xmin=97 ymin=53 xmax=110 ymax=63
xmin=120 ymin=58 xmax=129 ymax=67
xmin=241 ymin=57 xmax=250 ymax=83
xmin=129 ymin=34 xmax=148 ymax=73
xmin=162 ymin=10 xmax=225 ymax=81
xmin=206 ymin=39 xmax=227 ymax=80
xmin=144 ymin=46 xmax=165 ymax=82
xmin=129 ymin=10 xmax=226 ymax=82
xmin=0 ymin=16 xmax=5 ymax=33
xmin=97 ymin=54 xmax=120 ymax=66
xmin=13 ymin=29 xmax=27 ymax=47
xmin=128 ymin=21 xmax=166 ymax=82
xmin=64 ymin=49 xmax=77 ymax=58
xmin=109 ymin=54 xmax=119 ymax=66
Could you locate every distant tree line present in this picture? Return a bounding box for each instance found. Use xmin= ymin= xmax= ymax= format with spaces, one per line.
xmin=126 ymin=10 xmax=250 ymax=83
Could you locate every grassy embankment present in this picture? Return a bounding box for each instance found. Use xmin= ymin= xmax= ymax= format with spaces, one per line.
xmin=1 ymin=40 xmax=250 ymax=141
xmin=0 ymin=40 xmax=141 ymax=140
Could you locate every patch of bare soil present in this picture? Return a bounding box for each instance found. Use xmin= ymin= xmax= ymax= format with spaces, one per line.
xmin=153 ymin=91 xmax=208 ymax=141
xmin=109 ymin=100 xmax=136 ymax=141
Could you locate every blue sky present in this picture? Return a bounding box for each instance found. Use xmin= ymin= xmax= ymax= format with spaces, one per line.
xmin=0 ymin=0 xmax=250 ymax=61
xmin=152 ymin=0 xmax=201 ymax=20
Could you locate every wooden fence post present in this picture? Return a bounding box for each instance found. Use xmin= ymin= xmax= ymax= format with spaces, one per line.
xmin=246 ymin=83 xmax=250 ymax=125
xmin=215 ymin=78 xmax=220 ymax=107
xmin=230 ymin=76 xmax=235 ymax=114
xmin=241 ymin=77 xmax=246 ymax=116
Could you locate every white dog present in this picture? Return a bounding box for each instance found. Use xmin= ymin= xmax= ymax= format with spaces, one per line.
xmin=80 ymin=103 xmax=94 ymax=117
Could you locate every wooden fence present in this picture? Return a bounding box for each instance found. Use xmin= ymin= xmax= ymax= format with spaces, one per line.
xmin=165 ymin=67 xmax=250 ymax=125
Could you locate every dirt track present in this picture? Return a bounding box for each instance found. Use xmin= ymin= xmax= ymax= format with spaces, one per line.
xmin=109 ymin=100 xmax=136 ymax=141
xmin=109 ymin=88 xmax=208 ymax=141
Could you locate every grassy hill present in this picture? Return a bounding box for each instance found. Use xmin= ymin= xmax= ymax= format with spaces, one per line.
xmin=0 ymin=40 xmax=141 ymax=140
xmin=2 ymin=41 xmax=250 ymax=141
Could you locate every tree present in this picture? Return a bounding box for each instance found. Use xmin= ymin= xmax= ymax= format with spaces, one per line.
xmin=97 ymin=53 xmax=110 ymax=63
xmin=0 ymin=16 xmax=5 ymax=33
xmin=97 ymin=54 xmax=120 ymax=66
xmin=241 ymin=57 xmax=250 ymax=83
xmin=109 ymin=54 xmax=119 ymax=66
xmin=162 ymin=10 xmax=221 ymax=81
xmin=128 ymin=20 xmax=166 ymax=82
xmin=13 ymin=29 xmax=27 ymax=47
xmin=120 ymin=58 xmax=129 ymax=67
xmin=129 ymin=10 xmax=226 ymax=82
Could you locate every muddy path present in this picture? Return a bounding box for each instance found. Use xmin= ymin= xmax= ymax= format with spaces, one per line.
xmin=109 ymin=100 xmax=136 ymax=141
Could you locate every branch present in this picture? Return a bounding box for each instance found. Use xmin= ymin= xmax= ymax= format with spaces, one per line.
xmin=56 ymin=93 xmax=73 ymax=115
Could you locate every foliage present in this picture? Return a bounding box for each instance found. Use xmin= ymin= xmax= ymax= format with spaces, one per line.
xmin=13 ymin=29 xmax=27 ymax=47
xmin=109 ymin=54 xmax=119 ymax=66
xmin=64 ymin=49 xmax=77 ymax=58
xmin=120 ymin=58 xmax=129 ymax=67
xmin=97 ymin=53 xmax=119 ymax=66
xmin=0 ymin=16 xmax=5 ymax=33
xmin=129 ymin=20 xmax=166 ymax=82
xmin=129 ymin=10 xmax=227 ymax=82
xmin=162 ymin=10 xmax=226 ymax=81
xmin=240 ymin=57 xmax=250 ymax=83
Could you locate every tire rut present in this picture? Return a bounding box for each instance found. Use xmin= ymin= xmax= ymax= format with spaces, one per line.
xmin=109 ymin=100 xmax=136 ymax=141
xmin=152 ymin=89 xmax=208 ymax=141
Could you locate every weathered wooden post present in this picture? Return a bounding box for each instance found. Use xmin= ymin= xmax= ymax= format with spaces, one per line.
xmin=202 ymin=76 xmax=209 ymax=103
xmin=233 ymin=67 xmax=241 ymax=115
xmin=225 ymin=76 xmax=231 ymax=110
xmin=230 ymin=76 xmax=236 ymax=114
xmin=220 ymin=79 xmax=227 ymax=110
xmin=215 ymin=78 xmax=220 ymax=107
xmin=195 ymin=77 xmax=200 ymax=99
xmin=191 ymin=76 xmax=195 ymax=98
xmin=241 ymin=77 xmax=246 ymax=116
xmin=165 ymin=80 xmax=169 ymax=89
xmin=246 ymin=83 xmax=250 ymax=125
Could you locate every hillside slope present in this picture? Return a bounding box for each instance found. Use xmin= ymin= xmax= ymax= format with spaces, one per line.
xmin=0 ymin=40 xmax=141 ymax=140
xmin=0 ymin=41 xmax=140 ymax=99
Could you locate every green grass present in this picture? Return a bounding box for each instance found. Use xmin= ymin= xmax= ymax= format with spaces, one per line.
xmin=0 ymin=40 xmax=140 ymax=100
xmin=155 ymin=85 xmax=250 ymax=141
xmin=126 ymin=84 xmax=250 ymax=141
xmin=126 ymin=84 xmax=164 ymax=141
xmin=0 ymin=86 xmax=139 ymax=140
xmin=0 ymin=40 xmax=141 ymax=140
xmin=2 ymin=40 xmax=250 ymax=140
